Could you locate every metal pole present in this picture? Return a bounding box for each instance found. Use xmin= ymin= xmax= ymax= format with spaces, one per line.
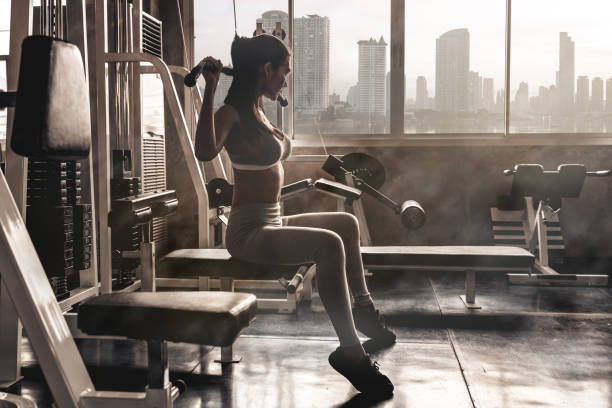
xmin=390 ymin=0 xmax=405 ymax=137
xmin=504 ymin=0 xmax=512 ymax=136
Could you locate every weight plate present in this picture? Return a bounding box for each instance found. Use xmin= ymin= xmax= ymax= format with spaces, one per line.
xmin=341 ymin=152 xmax=386 ymax=189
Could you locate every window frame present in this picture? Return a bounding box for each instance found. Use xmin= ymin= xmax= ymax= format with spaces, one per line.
xmin=284 ymin=0 xmax=612 ymax=148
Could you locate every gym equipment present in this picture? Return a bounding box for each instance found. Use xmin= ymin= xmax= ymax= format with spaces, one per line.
xmin=322 ymin=154 xmax=426 ymax=231
xmin=0 ymin=392 xmax=37 ymax=407
xmin=496 ymin=164 xmax=611 ymax=286
xmin=340 ymin=152 xmax=386 ymax=190
xmin=0 ymin=32 xmax=256 ymax=407
xmin=11 ymin=36 xmax=91 ymax=160
xmin=159 ymin=245 xmax=534 ymax=311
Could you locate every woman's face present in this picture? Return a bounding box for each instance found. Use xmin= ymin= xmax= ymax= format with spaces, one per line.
xmin=262 ymin=56 xmax=291 ymax=101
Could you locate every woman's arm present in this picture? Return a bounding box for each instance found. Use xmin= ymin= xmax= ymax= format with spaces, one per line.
xmin=194 ymin=57 xmax=238 ymax=161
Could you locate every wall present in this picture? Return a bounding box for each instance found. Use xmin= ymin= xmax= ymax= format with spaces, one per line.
xmin=284 ymin=145 xmax=612 ymax=257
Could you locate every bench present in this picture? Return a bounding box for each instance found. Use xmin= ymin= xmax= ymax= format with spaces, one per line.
xmin=159 ymin=246 xmax=535 ymax=310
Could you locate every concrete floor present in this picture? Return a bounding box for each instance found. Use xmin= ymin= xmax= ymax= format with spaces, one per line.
xmin=13 ymin=268 xmax=612 ymax=407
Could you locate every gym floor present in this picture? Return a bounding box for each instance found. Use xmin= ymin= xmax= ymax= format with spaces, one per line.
xmin=17 ymin=263 xmax=612 ymax=408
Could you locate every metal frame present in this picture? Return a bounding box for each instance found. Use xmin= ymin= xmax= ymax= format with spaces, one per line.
xmin=105 ymin=52 xmax=210 ymax=249
xmin=507 ymin=196 xmax=609 ymax=286
xmin=0 ymin=168 xmax=181 ymax=407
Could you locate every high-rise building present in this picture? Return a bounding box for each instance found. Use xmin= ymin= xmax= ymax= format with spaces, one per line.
xmin=576 ymin=75 xmax=589 ymax=113
xmin=607 ymin=78 xmax=612 ymax=112
xmin=347 ymin=84 xmax=359 ymax=109
xmin=482 ymin=78 xmax=494 ymax=111
xmin=591 ymin=77 xmax=604 ymax=112
xmin=435 ymin=29 xmax=470 ymax=112
xmin=212 ymin=70 xmax=233 ymax=109
xmin=416 ymin=76 xmax=428 ymax=110
xmin=294 ymin=14 xmax=330 ymax=112
xmin=495 ymin=89 xmax=505 ymax=113
xmin=514 ymin=82 xmax=529 ymax=113
xmin=358 ymin=37 xmax=387 ymax=115
xmin=468 ymin=71 xmax=482 ymax=112
xmin=558 ymin=32 xmax=575 ymax=115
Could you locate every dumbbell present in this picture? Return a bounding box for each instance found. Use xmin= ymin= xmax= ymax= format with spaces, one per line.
xmin=322 ymin=155 xmax=426 ymax=230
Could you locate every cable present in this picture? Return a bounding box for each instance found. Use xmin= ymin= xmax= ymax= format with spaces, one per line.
xmin=233 ymin=0 xmax=238 ymax=38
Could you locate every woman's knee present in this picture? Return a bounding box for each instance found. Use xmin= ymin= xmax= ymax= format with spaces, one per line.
xmin=316 ymin=231 xmax=345 ymax=262
xmin=335 ymin=212 xmax=360 ymax=242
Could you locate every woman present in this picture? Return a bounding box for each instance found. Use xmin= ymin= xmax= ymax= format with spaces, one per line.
xmin=195 ymin=34 xmax=396 ymax=397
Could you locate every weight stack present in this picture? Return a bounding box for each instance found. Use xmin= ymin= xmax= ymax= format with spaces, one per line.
xmin=26 ymin=160 xmax=83 ymax=300
xmin=110 ymin=177 xmax=142 ymax=289
xmin=72 ymin=204 xmax=93 ymax=289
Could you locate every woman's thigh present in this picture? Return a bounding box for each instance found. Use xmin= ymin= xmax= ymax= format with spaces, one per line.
xmin=282 ymin=212 xmax=359 ymax=241
xmin=230 ymin=224 xmax=343 ymax=266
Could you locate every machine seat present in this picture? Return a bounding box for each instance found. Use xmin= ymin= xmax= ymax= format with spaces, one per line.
xmin=361 ymin=246 xmax=535 ymax=269
xmin=159 ymin=248 xmax=307 ymax=280
xmin=77 ymin=291 xmax=256 ymax=346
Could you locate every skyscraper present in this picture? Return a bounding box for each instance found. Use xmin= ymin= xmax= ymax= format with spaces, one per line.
xmin=358 ymin=37 xmax=387 ymax=115
xmin=514 ymin=82 xmax=529 ymax=113
xmin=212 ymin=71 xmax=233 ymax=110
xmin=468 ymin=71 xmax=482 ymax=112
xmin=294 ymin=14 xmax=330 ymax=112
xmin=607 ymin=78 xmax=612 ymax=112
xmin=558 ymin=32 xmax=575 ymax=115
xmin=347 ymin=84 xmax=359 ymax=109
xmin=435 ymin=29 xmax=470 ymax=112
xmin=591 ymin=77 xmax=604 ymax=112
xmin=576 ymin=75 xmax=589 ymax=113
xmin=482 ymin=78 xmax=494 ymax=112
xmin=416 ymin=76 xmax=428 ymax=110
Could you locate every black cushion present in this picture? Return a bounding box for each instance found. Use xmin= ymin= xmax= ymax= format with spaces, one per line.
xmin=11 ymin=36 xmax=91 ymax=160
xmin=361 ymin=246 xmax=535 ymax=269
xmin=158 ymin=248 xmax=306 ymax=279
xmin=77 ymin=291 xmax=256 ymax=346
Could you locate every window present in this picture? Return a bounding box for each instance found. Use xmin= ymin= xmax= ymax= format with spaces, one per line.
xmin=141 ymin=74 xmax=164 ymax=135
xmin=404 ymin=0 xmax=506 ymax=134
xmin=293 ymin=1 xmax=390 ymax=136
xmin=194 ymin=0 xmax=612 ymax=141
xmin=510 ymin=0 xmax=612 ymax=133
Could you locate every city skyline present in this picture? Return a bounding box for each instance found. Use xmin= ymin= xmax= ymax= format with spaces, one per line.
xmin=194 ymin=0 xmax=612 ymax=100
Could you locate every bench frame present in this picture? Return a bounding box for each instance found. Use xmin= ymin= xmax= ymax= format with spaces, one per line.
xmin=492 ymin=197 xmax=609 ymax=287
xmin=156 ymin=265 xmax=316 ymax=314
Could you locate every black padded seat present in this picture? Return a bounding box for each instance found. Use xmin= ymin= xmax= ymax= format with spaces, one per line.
xmin=361 ymin=246 xmax=535 ymax=269
xmin=77 ymin=291 xmax=256 ymax=346
xmin=158 ymin=248 xmax=308 ymax=280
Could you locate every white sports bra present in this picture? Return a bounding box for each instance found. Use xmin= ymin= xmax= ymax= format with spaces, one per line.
xmin=227 ymin=108 xmax=292 ymax=171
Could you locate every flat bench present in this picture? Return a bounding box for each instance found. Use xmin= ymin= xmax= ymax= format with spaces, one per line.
xmin=158 ymin=246 xmax=535 ymax=309
xmin=78 ymin=291 xmax=257 ymax=365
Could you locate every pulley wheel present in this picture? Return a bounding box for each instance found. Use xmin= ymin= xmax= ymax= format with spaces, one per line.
xmin=341 ymin=153 xmax=386 ymax=190
xmin=206 ymin=178 xmax=233 ymax=209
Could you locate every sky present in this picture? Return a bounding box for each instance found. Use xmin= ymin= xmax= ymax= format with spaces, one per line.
xmin=195 ymin=0 xmax=612 ymax=100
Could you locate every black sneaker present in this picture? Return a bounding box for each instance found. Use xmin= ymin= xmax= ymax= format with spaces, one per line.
xmin=328 ymin=348 xmax=394 ymax=397
xmin=352 ymin=304 xmax=397 ymax=346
